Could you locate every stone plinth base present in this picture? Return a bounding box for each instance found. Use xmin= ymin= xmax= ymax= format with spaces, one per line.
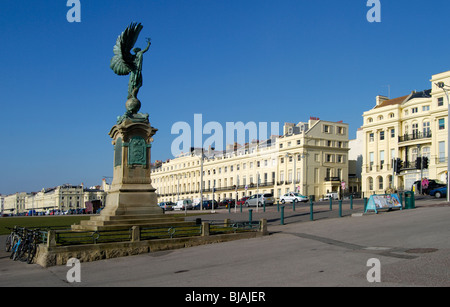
xmin=71 ymin=214 xmax=194 ymax=231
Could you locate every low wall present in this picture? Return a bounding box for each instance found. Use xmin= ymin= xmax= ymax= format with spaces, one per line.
xmin=35 ymin=220 xmax=267 ymax=267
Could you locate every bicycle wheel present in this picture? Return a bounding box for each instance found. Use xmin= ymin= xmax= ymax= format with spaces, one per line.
xmin=18 ymin=241 xmax=30 ymax=262
xmin=26 ymin=243 xmax=37 ymax=264
xmin=13 ymin=240 xmax=26 ymax=261
xmin=5 ymin=234 xmax=12 ymax=252
xmin=10 ymin=238 xmax=20 ymax=260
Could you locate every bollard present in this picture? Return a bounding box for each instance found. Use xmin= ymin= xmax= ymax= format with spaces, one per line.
xmin=350 ymin=195 xmax=353 ymax=210
xmin=339 ymin=200 xmax=342 ymax=217
xmin=293 ymin=199 xmax=296 ymax=211
xmin=263 ymin=200 xmax=266 ymax=212
xmin=249 ymin=209 xmax=253 ymax=222
xmin=228 ymin=203 xmax=231 ymax=213
xmin=201 ymin=222 xmax=210 ymax=236
xmin=280 ymin=206 xmax=285 ymax=225
xmin=131 ymin=226 xmax=140 ymax=242
xmin=309 ymin=199 xmax=314 ymax=221
xmin=240 ymin=203 xmax=243 ymax=213
xmin=277 ymin=201 xmax=280 ymax=212
xmin=364 ymin=197 xmax=368 ymax=212
xmin=329 ymin=198 xmax=332 ymax=210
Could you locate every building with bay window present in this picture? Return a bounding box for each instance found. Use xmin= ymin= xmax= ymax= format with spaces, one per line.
xmin=361 ymin=70 xmax=450 ymax=195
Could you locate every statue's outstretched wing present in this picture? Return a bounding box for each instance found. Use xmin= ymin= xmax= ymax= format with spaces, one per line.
xmin=110 ymin=22 xmax=143 ymax=75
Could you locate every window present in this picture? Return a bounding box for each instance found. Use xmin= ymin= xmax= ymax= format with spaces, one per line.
xmin=439 ymin=118 xmax=445 ymax=130
xmin=423 ymin=122 xmax=430 ymax=136
xmin=412 ymin=107 xmax=418 ymax=114
xmin=380 ymin=131 xmax=385 ymax=141
xmin=438 ymin=97 xmax=444 ymax=107
xmin=337 ymin=126 xmax=345 ymax=134
xmin=439 ymin=141 xmax=446 ymax=163
xmin=323 ymin=125 xmax=330 ymax=133
xmin=378 ymin=177 xmax=383 ymax=190
xmin=411 ymin=148 xmax=418 ymax=162
xmin=380 ymin=151 xmax=385 ymax=170
xmin=412 ymin=123 xmax=419 ymax=136
xmin=390 ymin=129 xmax=395 ymax=138
xmin=369 ymin=133 xmax=374 ymax=142
xmin=422 ymin=147 xmax=431 ymax=160
xmin=422 ymin=105 xmax=430 ymax=111
xmin=369 ymin=152 xmax=374 ymax=171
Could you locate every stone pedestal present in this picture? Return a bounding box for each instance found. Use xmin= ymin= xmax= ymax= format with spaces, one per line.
xmin=101 ymin=118 xmax=161 ymax=216
xmin=72 ymin=118 xmax=189 ymax=231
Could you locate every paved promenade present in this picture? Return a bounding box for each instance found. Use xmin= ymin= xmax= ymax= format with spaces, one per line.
xmin=0 ymin=196 xmax=449 ymax=289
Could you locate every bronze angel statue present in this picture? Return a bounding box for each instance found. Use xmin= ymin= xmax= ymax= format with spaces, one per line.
xmin=110 ymin=22 xmax=151 ymax=100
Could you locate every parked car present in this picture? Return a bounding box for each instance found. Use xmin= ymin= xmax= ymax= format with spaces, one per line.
xmin=219 ymin=198 xmax=235 ymax=208
xmin=245 ymin=193 xmax=275 ymax=207
xmin=429 ymin=186 xmax=447 ymax=199
xmin=237 ymin=197 xmax=249 ymax=207
xmin=158 ymin=201 xmax=175 ymax=211
xmin=412 ymin=179 xmax=446 ymax=194
xmin=174 ymin=199 xmax=193 ymax=210
xmin=193 ymin=200 xmax=218 ymax=210
xmin=280 ymin=192 xmax=309 ymax=204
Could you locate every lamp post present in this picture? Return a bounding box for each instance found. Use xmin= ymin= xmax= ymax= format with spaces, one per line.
xmin=200 ymin=151 xmax=204 ymax=211
xmin=436 ymin=82 xmax=450 ymax=202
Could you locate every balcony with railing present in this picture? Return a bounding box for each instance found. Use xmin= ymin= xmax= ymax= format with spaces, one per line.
xmin=398 ymin=131 xmax=432 ymax=143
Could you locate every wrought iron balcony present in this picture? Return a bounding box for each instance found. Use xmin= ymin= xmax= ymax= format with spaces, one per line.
xmin=398 ymin=131 xmax=432 ymax=143
xmin=324 ymin=177 xmax=341 ymax=182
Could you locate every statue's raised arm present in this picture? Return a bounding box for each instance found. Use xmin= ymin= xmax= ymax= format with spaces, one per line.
xmin=110 ymin=22 xmax=151 ymax=100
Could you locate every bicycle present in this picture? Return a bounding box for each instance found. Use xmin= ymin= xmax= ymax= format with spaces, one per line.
xmin=5 ymin=226 xmax=16 ymax=252
xmin=9 ymin=227 xmax=26 ymax=261
xmin=22 ymin=229 xmax=42 ymax=264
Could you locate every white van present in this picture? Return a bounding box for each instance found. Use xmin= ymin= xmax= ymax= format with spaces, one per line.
xmin=174 ymin=199 xmax=193 ymax=210
xmin=324 ymin=192 xmax=339 ymax=200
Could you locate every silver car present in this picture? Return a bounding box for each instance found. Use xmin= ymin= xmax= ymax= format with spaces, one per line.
xmin=245 ymin=193 xmax=275 ymax=207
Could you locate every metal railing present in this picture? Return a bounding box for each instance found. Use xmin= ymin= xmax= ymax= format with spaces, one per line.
xmin=38 ymin=219 xmax=263 ymax=247
xmin=398 ymin=131 xmax=432 ymax=143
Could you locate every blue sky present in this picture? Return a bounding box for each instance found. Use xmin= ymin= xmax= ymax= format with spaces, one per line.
xmin=1 ymin=0 xmax=449 ymax=195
